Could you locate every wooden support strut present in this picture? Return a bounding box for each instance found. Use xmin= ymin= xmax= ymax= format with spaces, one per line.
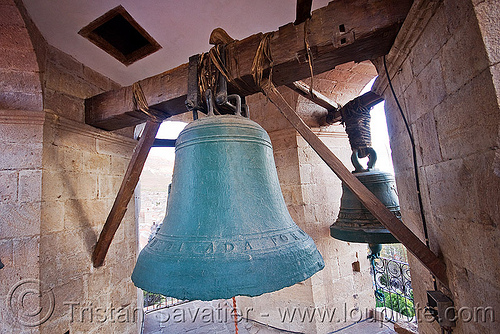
xmin=261 ymin=80 xmax=448 ymax=286
xmin=327 ymin=91 xmax=385 ymax=124
xmin=287 ymin=81 xmax=339 ymax=111
xmin=92 ymin=119 xmax=161 ymax=267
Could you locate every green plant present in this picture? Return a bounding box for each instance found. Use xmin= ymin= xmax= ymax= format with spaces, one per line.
xmin=143 ymin=291 xmax=165 ymax=307
xmin=375 ymin=290 xmax=415 ymax=318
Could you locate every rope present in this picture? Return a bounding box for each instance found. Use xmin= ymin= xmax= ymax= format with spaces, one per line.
xmin=197 ymin=44 xmax=255 ymax=113
xmin=340 ymin=98 xmax=372 ymax=156
xmin=304 ymin=18 xmax=315 ymax=95
xmin=209 ymin=46 xmax=233 ymax=89
xmin=196 ymin=32 xmax=276 ymax=113
xmin=197 ymin=51 xmax=219 ymax=108
xmin=251 ymin=32 xmax=274 ymax=90
xmin=232 ymin=297 xmax=239 ymax=334
xmin=132 ymin=82 xmax=164 ymax=123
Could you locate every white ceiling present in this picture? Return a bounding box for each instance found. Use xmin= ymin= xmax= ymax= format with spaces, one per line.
xmin=23 ymin=0 xmax=330 ymax=86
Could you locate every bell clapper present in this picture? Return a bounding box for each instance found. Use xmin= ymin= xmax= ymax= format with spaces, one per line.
xmin=368 ymin=243 xmax=382 ymax=259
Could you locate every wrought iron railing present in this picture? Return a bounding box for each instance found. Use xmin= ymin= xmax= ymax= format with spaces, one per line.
xmin=142 ymin=225 xmax=188 ymax=313
xmin=370 ymin=256 xmax=415 ymax=322
xmin=143 ymin=291 xmax=187 ymax=313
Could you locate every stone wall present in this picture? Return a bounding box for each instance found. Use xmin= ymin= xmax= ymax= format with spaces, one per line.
xmin=0 ymin=0 xmax=44 ymax=332
xmin=39 ymin=114 xmax=138 ymax=334
xmin=0 ymin=0 xmax=42 ymax=111
xmin=0 ymin=1 xmax=139 ymax=333
xmin=0 ymin=109 xmax=44 ymax=333
xmin=373 ymin=0 xmax=500 ymax=333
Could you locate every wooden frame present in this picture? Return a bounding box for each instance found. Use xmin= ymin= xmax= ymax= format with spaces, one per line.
xmin=89 ymin=0 xmax=449 ymax=288
xmin=85 ymin=0 xmax=413 ymax=130
xmin=92 ymin=119 xmax=162 ymax=267
xmin=78 ymin=5 xmax=161 ymax=66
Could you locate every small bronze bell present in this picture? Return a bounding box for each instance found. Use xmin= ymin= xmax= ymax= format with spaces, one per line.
xmin=132 ymin=114 xmax=324 ymax=301
xmin=330 ymin=148 xmax=400 ymax=244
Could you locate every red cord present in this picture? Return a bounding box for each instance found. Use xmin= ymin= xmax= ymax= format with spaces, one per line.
xmin=232 ymin=296 xmax=239 ymax=334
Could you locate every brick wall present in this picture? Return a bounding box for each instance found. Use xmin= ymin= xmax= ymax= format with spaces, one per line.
xmin=373 ymin=0 xmax=500 ymax=333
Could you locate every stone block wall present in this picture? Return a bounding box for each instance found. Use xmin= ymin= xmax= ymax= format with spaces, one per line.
xmin=0 ymin=0 xmax=45 ymax=332
xmin=39 ymin=115 xmax=138 ymax=334
xmin=0 ymin=0 xmax=42 ymax=111
xmin=0 ymin=110 xmax=44 ymax=334
xmin=373 ymin=0 xmax=500 ymax=333
xmin=0 ymin=1 xmax=139 ymax=333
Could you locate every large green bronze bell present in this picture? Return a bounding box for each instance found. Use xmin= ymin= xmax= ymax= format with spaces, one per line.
xmin=132 ymin=115 xmax=324 ymax=301
xmin=330 ymin=148 xmax=400 ymax=244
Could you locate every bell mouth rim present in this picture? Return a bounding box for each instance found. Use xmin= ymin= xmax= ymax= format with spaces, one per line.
xmin=132 ymin=248 xmax=325 ymax=301
xmin=330 ymin=225 xmax=399 ymax=244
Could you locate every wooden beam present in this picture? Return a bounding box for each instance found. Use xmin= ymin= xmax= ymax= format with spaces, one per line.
xmin=359 ymin=91 xmax=384 ymax=109
xmin=295 ymin=0 xmax=313 ymax=25
xmin=92 ymin=119 xmax=161 ymax=267
xmin=262 ymin=80 xmax=448 ymax=286
xmin=287 ymin=81 xmax=339 ymax=111
xmin=287 ymin=82 xmax=384 ymax=124
xmin=85 ymin=0 xmax=412 ymax=130
xmin=323 ymin=90 xmax=384 ymax=124
xmin=287 ymin=80 xmax=341 ymax=125
xmin=151 ymin=138 xmax=176 ymax=147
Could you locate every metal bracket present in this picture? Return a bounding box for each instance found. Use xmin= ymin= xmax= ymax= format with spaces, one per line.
xmin=185 ymin=54 xmax=203 ymax=119
xmin=186 ymin=46 xmax=249 ymax=118
xmin=426 ymin=291 xmax=456 ymax=329
xmin=213 ymin=47 xmax=249 ymax=117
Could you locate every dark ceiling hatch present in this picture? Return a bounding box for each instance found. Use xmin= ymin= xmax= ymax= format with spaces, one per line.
xmin=78 ymin=5 xmax=161 ymax=66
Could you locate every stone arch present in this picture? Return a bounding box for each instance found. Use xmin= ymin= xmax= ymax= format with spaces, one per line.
xmin=0 ymin=0 xmax=43 ymax=111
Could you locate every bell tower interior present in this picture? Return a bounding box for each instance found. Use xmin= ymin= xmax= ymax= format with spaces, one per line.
xmin=1 ymin=0 xmax=499 ymax=334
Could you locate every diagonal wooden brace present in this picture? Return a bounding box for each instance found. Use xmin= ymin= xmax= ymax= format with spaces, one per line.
xmin=286 ymin=81 xmax=340 ymax=114
xmin=92 ymin=119 xmax=161 ymax=267
xmin=261 ymin=80 xmax=448 ymax=286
